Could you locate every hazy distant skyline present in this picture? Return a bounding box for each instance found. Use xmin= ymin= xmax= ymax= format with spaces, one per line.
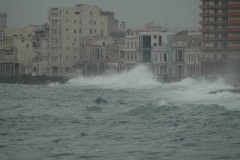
xmin=0 ymin=0 xmax=201 ymax=29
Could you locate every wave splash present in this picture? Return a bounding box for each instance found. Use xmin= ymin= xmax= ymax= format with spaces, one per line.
xmin=67 ymin=65 xmax=161 ymax=89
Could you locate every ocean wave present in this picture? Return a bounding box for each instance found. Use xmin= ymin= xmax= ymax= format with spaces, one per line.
xmin=66 ymin=65 xmax=161 ymax=89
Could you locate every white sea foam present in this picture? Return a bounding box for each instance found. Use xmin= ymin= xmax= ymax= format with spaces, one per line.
xmin=67 ymin=65 xmax=161 ymax=89
xmin=158 ymin=100 xmax=170 ymax=106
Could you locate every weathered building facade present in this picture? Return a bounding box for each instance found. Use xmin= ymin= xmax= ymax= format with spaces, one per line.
xmin=0 ymin=25 xmax=50 ymax=76
xmin=48 ymin=4 xmax=118 ymax=76
xmin=199 ymin=0 xmax=240 ymax=76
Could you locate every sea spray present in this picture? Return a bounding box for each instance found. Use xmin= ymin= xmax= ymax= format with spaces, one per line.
xmin=67 ymin=65 xmax=161 ymax=89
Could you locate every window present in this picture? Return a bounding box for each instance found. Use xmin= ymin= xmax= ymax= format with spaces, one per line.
xmin=90 ymin=29 xmax=92 ymax=34
xmin=66 ymin=11 xmax=68 ymax=14
xmin=154 ymin=36 xmax=157 ymax=39
xmin=131 ymin=42 xmax=133 ymax=48
xmin=26 ymin=44 xmax=29 ymax=47
xmin=74 ymin=56 xmax=76 ymax=60
xmin=74 ymin=20 xmax=76 ymax=23
xmin=94 ymin=29 xmax=96 ymax=34
xmin=94 ymin=21 xmax=96 ymax=25
xmin=90 ymin=12 xmax=92 ymax=15
xmin=154 ymin=43 xmax=157 ymax=46
xmin=90 ymin=21 xmax=92 ymax=24
xmin=103 ymin=42 xmax=105 ymax=46
xmin=213 ymin=54 xmax=217 ymax=59
xmin=67 ymin=47 xmax=69 ymax=50
xmin=80 ymin=21 xmax=81 ymax=24
xmin=75 ymin=12 xmax=80 ymax=15
xmin=66 ymin=28 xmax=68 ymax=31
xmin=74 ymin=38 xmax=76 ymax=42
xmin=74 ymin=29 xmax=76 ymax=33
xmin=66 ymin=56 xmax=68 ymax=59
xmin=79 ymin=29 xmax=81 ymax=33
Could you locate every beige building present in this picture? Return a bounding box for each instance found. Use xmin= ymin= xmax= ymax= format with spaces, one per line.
xmin=80 ymin=36 xmax=121 ymax=76
xmin=0 ymin=13 xmax=7 ymax=28
xmin=48 ymin=4 xmax=118 ymax=76
xmin=0 ymin=25 xmax=50 ymax=76
xmin=199 ymin=0 xmax=240 ymax=76
xmin=172 ymin=41 xmax=200 ymax=77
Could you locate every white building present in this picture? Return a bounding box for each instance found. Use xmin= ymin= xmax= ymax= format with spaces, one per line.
xmin=48 ymin=4 xmax=118 ymax=76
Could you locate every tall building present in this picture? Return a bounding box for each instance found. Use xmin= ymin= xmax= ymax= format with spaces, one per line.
xmin=48 ymin=4 xmax=118 ymax=76
xmin=199 ymin=0 xmax=240 ymax=76
xmin=0 ymin=13 xmax=7 ymax=28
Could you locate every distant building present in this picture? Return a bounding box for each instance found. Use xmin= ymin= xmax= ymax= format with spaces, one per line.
xmin=0 ymin=13 xmax=7 ymax=28
xmin=48 ymin=4 xmax=118 ymax=76
xmin=0 ymin=25 xmax=50 ymax=76
xmin=199 ymin=0 xmax=240 ymax=76
xmin=171 ymin=34 xmax=201 ymax=78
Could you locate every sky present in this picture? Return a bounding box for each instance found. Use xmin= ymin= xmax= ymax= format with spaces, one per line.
xmin=0 ymin=0 xmax=201 ymax=29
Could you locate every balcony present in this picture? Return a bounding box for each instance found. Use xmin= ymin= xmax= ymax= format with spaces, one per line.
xmin=199 ymin=37 xmax=240 ymax=41
xmin=199 ymin=20 xmax=240 ymax=25
xmin=3 ymin=47 xmax=12 ymax=51
xmin=199 ymin=58 xmax=226 ymax=63
xmin=200 ymin=28 xmax=240 ymax=32
xmin=175 ymin=59 xmax=184 ymax=63
xmin=199 ymin=12 xmax=240 ymax=17
xmin=199 ymin=46 xmax=240 ymax=51
xmin=121 ymin=48 xmax=137 ymax=52
xmin=200 ymin=4 xmax=240 ymax=9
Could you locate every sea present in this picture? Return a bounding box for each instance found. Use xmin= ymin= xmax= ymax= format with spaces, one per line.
xmin=0 ymin=66 xmax=240 ymax=160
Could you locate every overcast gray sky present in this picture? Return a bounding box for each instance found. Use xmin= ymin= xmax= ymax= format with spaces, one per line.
xmin=0 ymin=0 xmax=201 ymax=29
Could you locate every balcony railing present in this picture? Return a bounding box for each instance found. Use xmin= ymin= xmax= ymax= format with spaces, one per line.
xmin=199 ymin=46 xmax=240 ymax=51
xmin=200 ymin=20 xmax=240 ymax=25
xmin=199 ymin=37 xmax=240 ymax=41
xmin=176 ymin=59 xmax=184 ymax=62
xmin=200 ymin=28 xmax=240 ymax=32
xmin=200 ymin=4 xmax=240 ymax=9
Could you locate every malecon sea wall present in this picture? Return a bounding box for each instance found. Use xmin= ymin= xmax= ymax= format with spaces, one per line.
xmin=0 ymin=76 xmax=71 ymax=85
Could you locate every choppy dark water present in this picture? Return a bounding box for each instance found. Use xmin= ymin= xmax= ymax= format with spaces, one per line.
xmin=1 ymin=67 xmax=240 ymax=160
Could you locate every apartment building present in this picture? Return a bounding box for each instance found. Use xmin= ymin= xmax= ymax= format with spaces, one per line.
xmin=48 ymin=4 xmax=118 ymax=76
xmin=199 ymin=0 xmax=240 ymax=76
xmin=0 ymin=25 xmax=50 ymax=76
xmin=0 ymin=13 xmax=7 ymax=28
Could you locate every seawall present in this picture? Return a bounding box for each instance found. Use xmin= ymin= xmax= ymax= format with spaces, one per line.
xmin=0 ymin=76 xmax=71 ymax=85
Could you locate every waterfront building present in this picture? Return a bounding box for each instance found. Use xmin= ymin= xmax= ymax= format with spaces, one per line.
xmin=0 ymin=25 xmax=50 ymax=76
xmin=48 ymin=4 xmax=118 ymax=76
xmin=199 ymin=0 xmax=240 ymax=76
xmin=138 ymin=31 xmax=175 ymax=78
xmin=171 ymin=34 xmax=201 ymax=78
xmin=0 ymin=13 xmax=7 ymax=28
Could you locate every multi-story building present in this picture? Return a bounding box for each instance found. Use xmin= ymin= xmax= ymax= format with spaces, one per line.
xmin=199 ymin=0 xmax=240 ymax=76
xmin=138 ymin=32 xmax=175 ymax=78
xmin=0 ymin=25 xmax=50 ymax=76
xmin=0 ymin=13 xmax=7 ymax=28
xmin=48 ymin=4 xmax=118 ymax=76
xmin=171 ymin=34 xmax=201 ymax=78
